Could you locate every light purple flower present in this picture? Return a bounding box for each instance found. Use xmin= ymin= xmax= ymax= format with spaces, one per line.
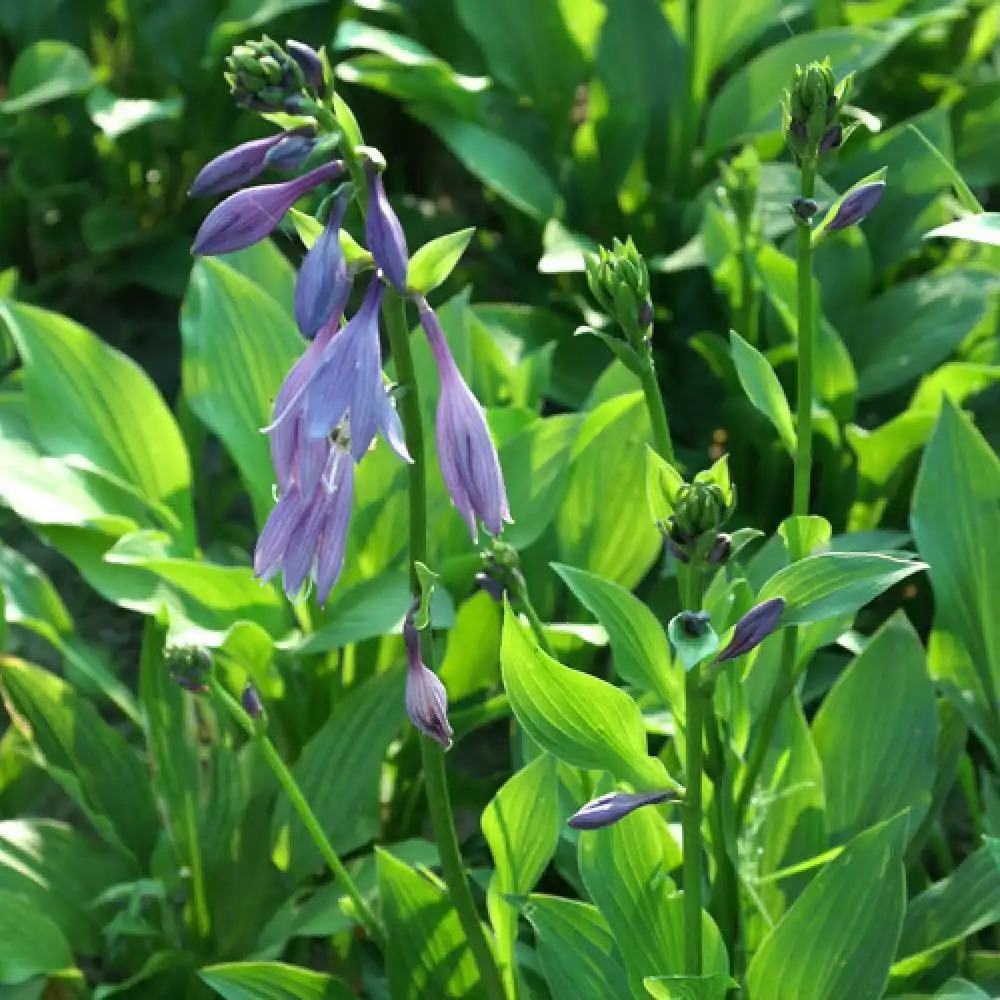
xmin=826 ymin=181 xmax=885 ymax=232
xmin=192 ymin=159 xmax=344 ymax=256
xmin=365 ymin=164 xmax=409 ymax=292
xmin=568 ymin=789 xmax=675 ymax=831
xmin=294 ymin=194 xmax=350 ymax=338
xmin=716 ymin=598 xmax=785 ymax=662
xmin=273 ymin=277 xmax=409 ymax=463
xmin=418 ymin=297 xmax=510 ymax=540
xmin=254 ymin=439 xmax=355 ymax=604
xmin=188 ymin=133 xmax=290 ymax=198
xmin=403 ymin=613 xmax=452 ymax=750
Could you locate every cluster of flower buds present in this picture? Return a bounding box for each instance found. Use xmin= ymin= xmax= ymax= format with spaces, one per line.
xmin=584 ymin=237 xmax=653 ymax=349
xmin=666 ymin=480 xmax=734 ymax=565
xmin=782 ymin=59 xmax=852 ymax=167
xmin=165 ymin=644 xmax=211 ymax=694
xmin=226 ymin=36 xmax=326 ymax=113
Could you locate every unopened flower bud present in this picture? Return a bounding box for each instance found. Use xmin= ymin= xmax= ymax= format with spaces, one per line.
xmin=707 ymin=532 xmax=732 ymax=564
xmin=568 ymin=789 xmax=675 ymax=831
xmin=188 ymin=133 xmax=290 ymax=198
xmin=826 ymin=180 xmax=885 ymax=232
xmin=285 ymin=40 xmax=326 ymax=96
xmin=264 ymin=133 xmax=317 ymax=172
xmin=716 ymin=598 xmax=785 ymax=662
xmin=165 ymin=644 xmax=211 ymax=694
xmin=474 ymin=571 xmax=507 ymax=603
xmin=403 ymin=615 xmax=453 ymax=750
xmin=241 ymin=682 xmax=264 ymax=719
xmin=679 ymin=610 xmax=712 ymax=638
xmin=819 ymin=123 xmax=843 ymax=155
xmin=673 ymin=481 xmax=731 ymax=540
xmin=365 ymin=161 xmax=409 ymax=292
xmin=792 ymin=197 xmax=818 ymax=221
xmin=294 ymin=193 xmax=350 ymax=337
xmin=584 ymin=237 xmax=651 ymax=347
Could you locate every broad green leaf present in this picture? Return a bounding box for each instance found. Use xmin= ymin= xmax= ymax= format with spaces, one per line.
xmin=912 ymin=402 xmax=1000 ymax=750
xmin=812 ymin=615 xmax=937 ymax=843
xmin=0 ymin=40 xmax=94 ymax=113
xmin=86 ymin=86 xmax=183 ymax=139
xmin=0 ymin=545 xmax=70 ymax=644
xmin=557 ymin=393 xmax=661 ymax=590
xmin=645 ymin=445 xmax=684 ymax=527
xmin=483 ymin=755 xmax=560 ymax=996
xmin=897 ymin=847 xmax=1000 ymax=968
xmin=694 ymin=0 xmax=780 ymax=104
xmin=578 ymin=798 xmax=726 ymax=990
xmin=905 ymin=124 xmax=983 ymax=213
xmin=378 ymin=851 xmax=486 ymax=1000
xmin=209 ymin=0 xmax=326 ymax=53
xmin=729 ymin=330 xmax=796 ymax=455
xmin=758 ymin=552 xmax=926 ymax=625
xmin=524 ymin=895 xmax=634 ymax=1000
xmin=407 ymin=228 xmax=475 ymax=295
xmin=0 ymin=659 xmax=158 ymax=864
xmin=777 ymin=515 xmax=831 ymax=561
xmin=926 ymin=213 xmax=1000 ymax=246
xmin=181 ymin=256 xmax=303 ymax=525
xmin=746 ymin=815 xmax=908 ymax=1000
xmin=271 ymin=668 xmax=406 ymax=878
xmin=0 ymin=301 xmax=193 ymax=544
xmin=0 ymin=889 xmax=74 ymax=985
xmin=200 ymin=961 xmax=354 ymax=1000
xmin=553 ymin=563 xmax=676 ymax=707
xmin=439 ymin=592 xmax=502 ymax=701
xmin=0 ymin=820 xmax=133 ymax=954
xmin=645 ymin=974 xmax=736 ymax=1000
xmin=501 ymin=603 xmax=672 ymax=789
xmin=932 ymin=981 xmax=990 ymax=1000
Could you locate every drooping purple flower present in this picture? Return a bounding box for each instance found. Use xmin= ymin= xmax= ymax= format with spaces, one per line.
xmin=273 ymin=277 xmax=409 ymax=463
xmin=403 ymin=613 xmax=452 ymax=750
xmin=192 ymin=159 xmax=344 ymax=256
xmin=294 ymin=194 xmax=350 ymax=338
xmin=716 ymin=598 xmax=785 ymax=663
xmin=254 ymin=440 xmax=355 ymax=604
xmin=188 ymin=133 xmax=291 ymax=198
xmin=826 ymin=181 xmax=886 ymax=232
xmin=264 ymin=133 xmax=317 ymax=172
xmin=285 ymin=39 xmax=326 ymax=96
xmin=568 ymin=790 xmax=675 ymax=831
xmin=418 ymin=298 xmax=510 ymax=540
xmin=365 ymin=164 xmax=409 ymax=292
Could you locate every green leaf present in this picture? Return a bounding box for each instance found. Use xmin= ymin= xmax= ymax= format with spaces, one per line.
xmin=812 ymin=614 xmax=937 ymax=843
xmin=905 ymin=123 xmax=983 ymax=213
xmin=271 ymin=668 xmax=406 ymax=877
xmin=777 ymin=515 xmax=831 ymax=561
xmin=645 ymin=974 xmax=736 ymax=1000
xmin=912 ymin=401 xmax=1000 ymax=754
xmin=694 ymin=0 xmax=780 ymax=103
xmin=524 ymin=895 xmax=634 ymax=1000
xmin=0 ymin=40 xmax=94 ymax=113
xmin=482 ymin=755 xmax=560 ymax=994
xmin=729 ymin=330 xmax=796 ymax=455
xmin=926 ymin=213 xmax=1000 ymax=246
xmin=200 ymin=961 xmax=354 ymax=1000
xmin=180 ymin=256 xmax=303 ymax=526
xmin=86 ymin=85 xmax=183 ymax=139
xmin=578 ymin=796 xmax=726 ymax=990
xmin=558 ymin=393 xmax=661 ymax=590
xmin=407 ymin=228 xmax=475 ymax=295
xmin=0 ymin=301 xmax=194 ymax=544
xmin=378 ymin=850 xmax=486 ymax=1000
xmin=746 ymin=815 xmax=908 ymax=1000
xmin=757 ymin=552 xmax=926 ymax=625
xmin=552 ymin=563 xmax=675 ymax=706
xmin=645 ymin=445 xmax=684 ymax=527
xmin=0 ymin=659 xmax=158 ymax=864
xmin=501 ymin=602 xmax=673 ymax=790
xmin=289 ymin=208 xmax=370 ymax=269
xmin=0 ymin=889 xmax=74 ymax=985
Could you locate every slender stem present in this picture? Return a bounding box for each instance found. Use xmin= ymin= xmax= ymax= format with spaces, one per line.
xmin=704 ymin=714 xmax=738 ymax=955
xmin=737 ymin=247 xmax=760 ymax=347
xmin=383 ymin=293 xmax=507 ymax=1000
xmin=183 ymin=790 xmax=211 ymax=944
xmin=792 ymin=165 xmax=816 ymax=526
xmin=208 ymin=676 xmax=385 ymax=949
xmin=509 ymin=571 xmax=556 ymax=659
xmin=638 ymin=358 xmax=676 ymax=466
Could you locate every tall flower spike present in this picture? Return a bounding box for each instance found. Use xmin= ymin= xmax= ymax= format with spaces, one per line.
xmin=192 ymin=159 xmax=344 ymax=256
xmin=403 ymin=611 xmax=453 ymax=750
xmin=418 ymin=298 xmax=510 ymax=539
xmin=189 ymin=132 xmax=294 ymax=198
xmin=274 ymin=277 xmax=409 ymax=463
xmin=294 ymin=194 xmax=350 ymax=338
xmin=365 ymin=161 xmax=409 ymax=292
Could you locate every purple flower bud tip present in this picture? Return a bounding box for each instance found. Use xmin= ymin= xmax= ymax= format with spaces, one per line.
xmin=285 ymin=39 xmax=325 ymax=95
xmin=294 ymin=194 xmax=349 ymax=337
xmin=679 ymin=610 xmax=712 ymax=638
xmin=826 ymin=180 xmax=885 ymax=232
xmin=474 ymin=571 xmax=506 ymax=603
xmin=365 ymin=164 xmax=409 ymax=292
xmin=404 ymin=618 xmax=453 ymax=750
xmin=188 ymin=133 xmax=288 ymax=198
xmin=716 ymin=597 xmax=785 ymax=663
xmin=819 ymin=123 xmax=843 ymax=155
xmin=241 ymin=682 xmax=264 ymax=719
xmin=568 ymin=790 xmax=675 ymax=831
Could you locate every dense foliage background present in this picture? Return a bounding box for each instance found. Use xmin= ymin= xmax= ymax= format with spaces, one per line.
xmin=3 ymin=0 xmax=1000 ymax=998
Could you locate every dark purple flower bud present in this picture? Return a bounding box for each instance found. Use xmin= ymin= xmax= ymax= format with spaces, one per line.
xmin=365 ymin=163 xmax=409 ymax=292
xmin=403 ymin=615 xmax=452 ymax=750
xmin=678 ymin=610 xmax=712 ymax=638
xmin=819 ymin=123 xmax=843 ymax=155
xmin=716 ymin=598 xmax=785 ymax=662
xmin=418 ymin=298 xmax=510 ymax=540
xmin=241 ymin=682 xmax=264 ymax=719
xmin=264 ymin=134 xmax=317 ymax=172
xmin=192 ymin=159 xmax=344 ymax=256
xmin=568 ymin=789 xmax=675 ymax=831
xmin=826 ymin=181 xmax=885 ymax=232
xmin=638 ymin=299 xmax=654 ymax=331
xmin=294 ymin=195 xmax=350 ymax=337
xmin=474 ymin=571 xmax=507 ymax=603
xmin=792 ymin=197 xmax=818 ymax=221
xmin=188 ymin=133 xmax=289 ymax=198
xmin=789 ymin=119 xmax=807 ymax=142
xmin=285 ymin=40 xmax=325 ymax=96
xmin=707 ymin=533 xmax=732 ymax=565
xmin=165 ymin=645 xmax=211 ymax=693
